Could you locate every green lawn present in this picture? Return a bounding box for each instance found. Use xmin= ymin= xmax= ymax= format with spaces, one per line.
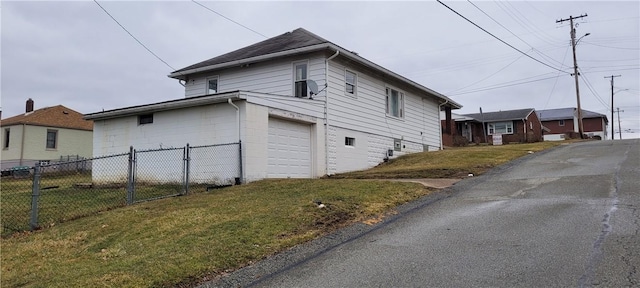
xmin=1 ymin=141 xmax=566 ymax=287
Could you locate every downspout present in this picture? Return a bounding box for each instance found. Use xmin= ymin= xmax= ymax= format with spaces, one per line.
xmin=325 ymin=49 xmax=339 ymax=176
xmin=227 ymin=99 xmax=243 ymax=182
xmin=19 ymin=123 xmax=26 ymax=166
xmin=438 ymin=99 xmax=449 ymax=150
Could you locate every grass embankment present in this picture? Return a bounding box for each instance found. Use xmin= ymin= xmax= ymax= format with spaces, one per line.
xmin=332 ymin=141 xmax=561 ymax=179
xmin=1 ymin=141 xmax=562 ymax=287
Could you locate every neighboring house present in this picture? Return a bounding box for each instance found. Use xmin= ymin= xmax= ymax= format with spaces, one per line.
xmin=85 ymin=28 xmax=462 ymax=182
xmin=441 ymin=108 xmax=543 ymax=145
xmin=0 ymin=99 xmax=93 ymax=168
xmin=536 ymin=108 xmax=608 ymax=141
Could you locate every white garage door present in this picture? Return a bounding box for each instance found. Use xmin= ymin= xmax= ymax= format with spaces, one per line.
xmin=267 ymin=117 xmax=311 ymax=178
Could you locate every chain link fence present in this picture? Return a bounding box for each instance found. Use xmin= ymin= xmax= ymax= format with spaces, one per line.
xmin=1 ymin=142 xmax=241 ymax=237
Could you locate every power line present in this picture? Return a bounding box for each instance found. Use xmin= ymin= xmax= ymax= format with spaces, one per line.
xmin=582 ymin=41 xmax=640 ymax=50
xmin=93 ymin=0 xmax=176 ymax=71
xmin=543 ymin=44 xmax=571 ymax=110
xmin=467 ymin=0 xmax=564 ymax=67
xmin=437 ymin=0 xmax=570 ymax=74
xmin=191 ymin=0 xmax=268 ymax=39
xmin=445 ymin=52 xmax=526 ymax=94
xmin=450 ymin=75 xmax=560 ymax=96
xmin=578 ymin=67 xmax=610 ymax=110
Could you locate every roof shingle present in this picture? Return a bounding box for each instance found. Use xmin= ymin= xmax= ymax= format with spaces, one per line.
xmin=1 ymin=105 xmax=93 ymax=131
xmin=461 ymin=108 xmax=535 ymax=122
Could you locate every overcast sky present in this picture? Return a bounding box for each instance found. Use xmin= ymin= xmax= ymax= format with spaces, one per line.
xmin=2 ymin=1 xmax=639 ymax=138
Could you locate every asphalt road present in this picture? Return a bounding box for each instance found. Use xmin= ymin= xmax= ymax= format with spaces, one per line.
xmin=204 ymin=139 xmax=639 ymax=288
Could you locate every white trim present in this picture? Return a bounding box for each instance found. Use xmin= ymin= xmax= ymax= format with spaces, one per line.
xmin=344 ymin=69 xmax=357 ymax=97
xmin=488 ymin=121 xmax=514 ymax=135
xmin=206 ymin=76 xmax=219 ymax=95
xmin=385 ymin=85 xmax=405 ymax=120
xmin=292 ymin=60 xmax=309 ymax=97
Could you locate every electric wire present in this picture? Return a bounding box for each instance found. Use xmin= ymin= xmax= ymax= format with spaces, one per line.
xmin=191 ymin=0 xmax=267 ymax=39
xmin=579 ymin=67 xmax=610 ymax=110
xmin=93 ymin=0 xmax=176 ymax=71
xmin=437 ymin=0 xmax=570 ymax=74
xmin=543 ymin=44 xmax=571 ymax=110
xmin=446 ymin=53 xmax=526 ymax=94
xmin=468 ymin=0 xmax=564 ymax=66
xmin=449 ymin=75 xmax=560 ymax=96
xmin=582 ymin=41 xmax=640 ymax=51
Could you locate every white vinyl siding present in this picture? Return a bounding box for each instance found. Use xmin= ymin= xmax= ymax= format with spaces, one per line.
xmin=326 ymin=60 xmax=440 ymax=148
xmin=184 ymin=54 xmax=326 ymax=98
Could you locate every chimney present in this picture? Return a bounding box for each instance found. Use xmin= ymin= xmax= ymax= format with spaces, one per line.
xmin=26 ymin=98 xmax=34 ymax=113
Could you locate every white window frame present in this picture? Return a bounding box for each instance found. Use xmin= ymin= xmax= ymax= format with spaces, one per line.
xmin=206 ymin=76 xmax=219 ymax=95
xmin=559 ymin=119 xmax=565 ymax=126
xmin=345 ymin=137 xmax=355 ymax=147
xmin=345 ymin=69 xmax=357 ymax=97
xmin=293 ymin=60 xmax=309 ymax=97
xmin=385 ymin=86 xmax=404 ymax=119
xmin=46 ymin=129 xmax=58 ymax=150
xmin=488 ymin=122 xmax=513 ymax=135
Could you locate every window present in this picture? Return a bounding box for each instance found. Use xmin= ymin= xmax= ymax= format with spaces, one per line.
xmin=559 ymin=119 xmax=565 ymax=126
xmin=345 ymin=70 xmax=357 ymax=96
xmin=46 ymin=130 xmax=58 ymax=149
xmin=139 ymin=114 xmax=154 ymax=125
xmin=345 ymin=137 xmax=355 ymax=147
xmin=3 ymin=128 xmax=9 ymax=149
xmin=207 ymin=77 xmax=218 ymax=94
xmin=294 ymin=62 xmax=308 ymax=97
xmin=488 ymin=122 xmax=513 ymax=135
xmin=386 ymin=87 xmax=404 ymax=118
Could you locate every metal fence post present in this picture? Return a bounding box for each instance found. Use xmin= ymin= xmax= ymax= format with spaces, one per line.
xmin=237 ymin=140 xmax=243 ymax=185
xmin=30 ymin=163 xmax=41 ymax=230
xmin=183 ymin=143 xmax=190 ymax=195
xmin=126 ymin=146 xmax=134 ymax=205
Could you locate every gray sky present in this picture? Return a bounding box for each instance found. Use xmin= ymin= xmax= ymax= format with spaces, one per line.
xmin=2 ymin=1 xmax=639 ymax=137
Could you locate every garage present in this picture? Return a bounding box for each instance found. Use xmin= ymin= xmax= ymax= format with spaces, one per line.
xmin=267 ymin=117 xmax=312 ymax=178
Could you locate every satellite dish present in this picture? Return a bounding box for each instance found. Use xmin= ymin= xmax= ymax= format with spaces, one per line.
xmin=307 ymin=80 xmax=319 ymax=96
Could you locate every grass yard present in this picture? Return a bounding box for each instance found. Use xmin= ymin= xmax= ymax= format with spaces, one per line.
xmin=332 ymin=141 xmax=562 ymax=179
xmin=1 ymin=141 xmax=567 ymax=287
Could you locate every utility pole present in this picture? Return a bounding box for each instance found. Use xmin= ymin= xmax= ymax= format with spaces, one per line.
xmin=557 ymin=14 xmax=588 ymax=139
xmin=615 ymin=107 xmax=624 ymax=140
xmin=604 ymin=75 xmax=621 ymax=139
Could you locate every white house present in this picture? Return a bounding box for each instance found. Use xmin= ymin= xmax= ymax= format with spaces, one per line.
xmin=85 ymin=28 xmax=461 ymax=183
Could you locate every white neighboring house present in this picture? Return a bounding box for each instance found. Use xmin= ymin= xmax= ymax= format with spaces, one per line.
xmin=85 ymin=28 xmax=461 ymax=183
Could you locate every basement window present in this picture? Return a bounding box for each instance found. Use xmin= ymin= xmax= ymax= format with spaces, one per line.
xmin=345 ymin=137 xmax=355 ymax=147
xmin=139 ymin=114 xmax=154 ymax=125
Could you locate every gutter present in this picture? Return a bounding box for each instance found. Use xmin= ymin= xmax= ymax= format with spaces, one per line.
xmin=227 ymin=99 xmax=243 ymax=183
xmin=324 ymin=49 xmax=339 ymax=176
xmin=84 ymin=92 xmax=243 ymax=121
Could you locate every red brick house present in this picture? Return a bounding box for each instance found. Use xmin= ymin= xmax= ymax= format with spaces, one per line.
xmin=536 ymin=108 xmax=608 ymax=140
xmin=442 ymin=108 xmax=543 ymax=145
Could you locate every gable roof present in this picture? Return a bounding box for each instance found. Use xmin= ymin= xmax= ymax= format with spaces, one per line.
xmin=1 ymin=105 xmax=93 ymax=131
xmin=536 ymin=108 xmax=608 ymax=123
xmin=168 ymin=28 xmax=462 ymax=109
xmin=173 ymin=28 xmax=330 ymax=74
xmin=461 ymin=108 xmax=535 ymax=122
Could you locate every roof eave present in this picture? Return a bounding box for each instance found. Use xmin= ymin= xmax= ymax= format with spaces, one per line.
xmin=84 ymin=91 xmax=244 ymax=121
xmin=168 ymin=43 xmax=332 ymax=80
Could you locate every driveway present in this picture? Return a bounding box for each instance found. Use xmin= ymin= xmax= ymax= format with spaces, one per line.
xmin=202 ymin=139 xmax=639 ymax=287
